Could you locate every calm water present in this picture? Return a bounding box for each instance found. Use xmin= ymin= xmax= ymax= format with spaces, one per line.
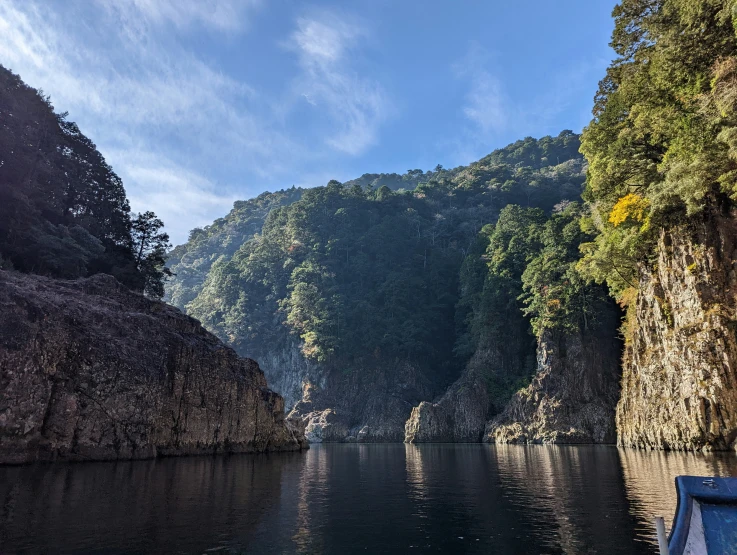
xmin=1 ymin=444 xmax=737 ymax=554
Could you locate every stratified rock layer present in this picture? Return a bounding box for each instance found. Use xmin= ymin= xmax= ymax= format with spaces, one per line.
xmin=0 ymin=271 xmax=307 ymax=464
xmin=485 ymin=327 xmax=621 ymax=444
xmin=617 ymin=215 xmax=737 ymax=450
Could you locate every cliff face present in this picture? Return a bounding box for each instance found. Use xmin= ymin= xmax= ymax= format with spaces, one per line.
xmin=285 ymin=358 xmax=433 ymax=443
xmin=405 ymin=318 xmax=622 ymax=446
xmin=0 ymin=271 xmax=307 ymax=464
xmin=617 ymin=214 xmax=737 ymax=451
xmin=485 ymin=326 xmax=621 ymax=444
xmin=403 ymin=347 xmax=494 ymax=443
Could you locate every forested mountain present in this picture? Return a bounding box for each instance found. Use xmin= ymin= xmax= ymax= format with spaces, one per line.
xmin=167 ymin=131 xmax=593 ymax=441
xmin=166 ymin=187 xmax=305 ymax=308
xmin=0 ymin=66 xmax=169 ymax=297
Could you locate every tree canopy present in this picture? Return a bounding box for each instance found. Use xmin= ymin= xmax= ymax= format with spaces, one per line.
xmin=169 ymin=131 xmax=592 ymax=397
xmin=579 ymin=0 xmax=737 ymax=298
xmin=0 ymin=65 xmax=170 ymax=297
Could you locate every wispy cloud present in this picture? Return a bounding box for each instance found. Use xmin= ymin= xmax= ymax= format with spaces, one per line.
xmin=449 ymin=42 xmax=605 ymax=164
xmin=116 ymin=149 xmax=239 ymax=244
xmin=288 ymin=12 xmax=389 ymax=156
xmin=96 ymin=0 xmax=261 ymax=34
xmin=0 ymin=0 xmax=305 ymax=243
xmin=453 ymin=44 xmax=508 ymax=134
xmin=0 ymin=1 xmax=391 ymax=243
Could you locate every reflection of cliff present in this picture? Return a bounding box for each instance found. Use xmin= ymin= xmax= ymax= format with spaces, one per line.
xmin=618 ymin=448 xmax=737 ymax=540
xmin=493 ymin=445 xmax=642 ymax=553
xmin=291 ymin=446 xmax=329 ymax=553
xmin=0 ymin=455 xmax=295 ymax=553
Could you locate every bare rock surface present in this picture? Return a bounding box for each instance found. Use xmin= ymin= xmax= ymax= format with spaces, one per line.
xmin=0 ymin=271 xmax=307 ymax=464
xmin=485 ymin=327 xmax=621 ymax=444
xmin=286 ymin=361 xmax=432 ymax=443
xmin=403 ymin=348 xmax=493 ymax=443
xmin=617 ymin=215 xmax=737 ymax=450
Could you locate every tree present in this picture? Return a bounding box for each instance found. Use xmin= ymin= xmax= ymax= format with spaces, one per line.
xmin=131 ymin=211 xmax=172 ymax=299
xmin=0 ymin=64 xmax=158 ymax=291
xmin=169 ymin=133 xmax=588 ymax=398
xmin=579 ymin=0 xmax=737 ymax=300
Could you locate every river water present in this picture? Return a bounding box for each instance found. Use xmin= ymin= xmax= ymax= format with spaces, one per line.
xmin=1 ymin=444 xmax=736 ymax=554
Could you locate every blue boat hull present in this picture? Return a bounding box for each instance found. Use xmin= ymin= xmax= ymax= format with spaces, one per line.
xmin=668 ymin=476 xmax=737 ymax=554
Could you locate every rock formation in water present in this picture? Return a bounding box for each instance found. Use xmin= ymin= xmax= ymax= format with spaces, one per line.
xmin=404 ymin=347 xmax=494 ymax=443
xmin=0 ymin=271 xmax=307 ymax=464
xmin=405 ymin=319 xmax=622 ymax=445
xmin=485 ymin=326 xmax=621 ymax=444
xmin=288 ymin=359 xmax=433 ymax=443
xmin=616 ymin=215 xmax=737 ymax=451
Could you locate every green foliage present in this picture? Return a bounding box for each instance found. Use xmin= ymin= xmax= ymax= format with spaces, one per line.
xmin=520 ymin=203 xmax=612 ymax=336
xmin=0 ymin=65 xmax=166 ymax=291
xmin=453 ymin=206 xmax=544 ymax=401
xmin=580 ymin=0 xmax=737 ymax=298
xmin=131 ymin=211 xmax=172 ymax=299
xmin=478 ymin=130 xmax=582 ymax=169
xmin=454 ymin=202 xmax=615 ymax=405
xmin=171 ymin=133 xmax=587 ymax=394
xmin=166 ymin=187 xmax=305 ymax=309
xmin=187 ymin=182 xmax=462 ymax=380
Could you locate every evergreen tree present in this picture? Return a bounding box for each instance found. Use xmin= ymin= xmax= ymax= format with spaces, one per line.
xmin=0 ymin=64 xmax=167 ymax=293
xmin=131 ymin=211 xmax=172 ymax=299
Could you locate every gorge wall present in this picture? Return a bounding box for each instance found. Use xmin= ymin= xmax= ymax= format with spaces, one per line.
xmin=0 ymin=271 xmax=307 ymax=464
xmin=486 ymin=326 xmax=621 ymax=444
xmin=405 ymin=321 xmax=622 ymax=445
xmin=281 ymin=352 xmax=433 ymax=443
xmin=404 ymin=345 xmax=510 ymax=444
xmin=616 ymin=213 xmax=737 ymax=451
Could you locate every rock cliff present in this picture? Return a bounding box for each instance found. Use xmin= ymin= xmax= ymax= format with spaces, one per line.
xmin=0 ymin=271 xmax=307 ymax=464
xmin=616 ymin=213 xmax=737 ymax=450
xmin=286 ymin=358 xmax=433 ymax=443
xmin=403 ymin=347 xmax=495 ymax=443
xmin=405 ymin=316 xmax=622 ymax=446
xmin=485 ymin=326 xmax=621 ymax=444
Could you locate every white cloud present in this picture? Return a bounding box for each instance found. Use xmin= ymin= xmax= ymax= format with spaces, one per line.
xmin=453 ymin=43 xmax=508 ymax=134
xmin=0 ymin=0 xmax=293 ymax=243
xmin=117 ymin=150 xmax=239 ymax=244
xmin=449 ymin=42 xmax=605 ymax=164
xmin=0 ymin=1 xmax=392 ymax=243
xmin=96 ymin=0 xmax=260 ymax=34
xmin=461 ymin=73 xmax=507 ymax=134
xmin=289 ymin=13 xmax=389 ymax=156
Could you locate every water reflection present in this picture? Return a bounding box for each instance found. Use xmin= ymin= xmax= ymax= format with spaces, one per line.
xmin=492 ymin=445 xmax=642 ymax=554
xmin=0 ymin=454 xmax=299 ymax=553
xmin=619 ymin=448 xmax=737 ymax=546
xmin=1 ymin=445 xmax=736 ymax=554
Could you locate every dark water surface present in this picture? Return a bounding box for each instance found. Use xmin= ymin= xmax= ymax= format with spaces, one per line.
xmin=2 ymin=444 xmax=737 ymax=554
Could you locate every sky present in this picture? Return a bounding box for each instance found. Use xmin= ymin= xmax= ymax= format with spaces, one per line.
xmin=0 ymin=0 xmax=619 ymax=244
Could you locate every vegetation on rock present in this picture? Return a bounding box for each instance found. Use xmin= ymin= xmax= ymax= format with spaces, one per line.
xmin=579 ymin=0 xmax=737 ymax=300
xmin=0 ymin=65 xmax=170 ymax=298
xmin=168 ymin=132 xmax=593 ymax=425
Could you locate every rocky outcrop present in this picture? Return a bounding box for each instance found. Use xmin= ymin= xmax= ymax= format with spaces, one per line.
xmin=404 ymin=348 xmax=494 ymax=443
xmin=286 ymin=359 xmax=433 ymax=443
xmin=0 ymin=271 xmax=307 ymax=464
xmin=617 ymin=213 xmax=737 ymax=450
xmin=485 ymin=325 xmax=621 ymax=444
xmin=259 ymin=342 xmax=321 ymax=412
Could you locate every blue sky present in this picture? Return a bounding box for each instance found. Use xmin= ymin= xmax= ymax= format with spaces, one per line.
xmin=1 ymin=0 xmax=618 ymax=244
